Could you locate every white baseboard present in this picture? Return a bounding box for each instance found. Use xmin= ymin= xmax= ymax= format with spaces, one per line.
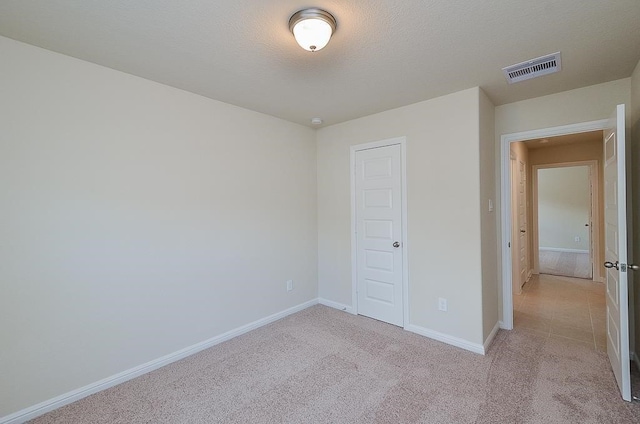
xmin=319 ymin=300 xmax=490 ymax=354
xmin=0 ymin=299 xmax=319 ymax=424
xmin=539 ymin=247 xmax=589 ymax=254
xmin=318 ymin=298 xmax=355 ymax=314
xmin=483 ymin=322 xmax=500 ymax=353
xmin=405 ymin=324 xmax=485 ymax=355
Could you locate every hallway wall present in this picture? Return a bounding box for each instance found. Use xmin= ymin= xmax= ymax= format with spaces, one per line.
xmin=630 ymin=58 xmax=640 ymax=365
xmin=537 ymin=166 xmax=591 ymax=252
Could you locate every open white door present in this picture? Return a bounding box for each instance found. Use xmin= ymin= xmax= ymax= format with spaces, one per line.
xmin=517 ymin=160 xmax=528 ymax=288
xmin=603 ymin=104 xmax=631 ymax=401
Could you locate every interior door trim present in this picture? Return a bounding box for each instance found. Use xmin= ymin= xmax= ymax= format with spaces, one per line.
xmin=350 ymin=136 xmax=409 ymax=328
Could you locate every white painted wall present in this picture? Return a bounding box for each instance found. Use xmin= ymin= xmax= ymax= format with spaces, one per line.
xmin=495 ymin=79 xmax=632 ymax=136
xmin=317 ymin=87 xmax=489 ymax=346
xmin=631 ymin=58 xmax=640 ymax=365
xmin=495 ymin=79 xmax=632 ymax=320
xmin=0 ymin=37 xmax=318 ymax=418
xmin=479 ymin=90 xmax=498 ymax=340
xmin=537 ymin=166 xmax=591 ymax=251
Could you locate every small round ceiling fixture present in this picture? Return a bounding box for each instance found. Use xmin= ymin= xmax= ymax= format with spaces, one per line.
xmin=311 ymin=118 xmax=323 ymax=125
xmin=289 ymin=8 xmax=337 ymax=52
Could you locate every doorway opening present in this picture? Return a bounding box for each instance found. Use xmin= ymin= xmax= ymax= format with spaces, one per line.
xmin=500 ymin=106 xmax=634 ymax=401
xmin=508 ymin=131 xmax=605 ymax=348
xmin=500 ymin=120 xmax=609 ymax=330
xmin=533 ymin=162 xmax=599 ymax=281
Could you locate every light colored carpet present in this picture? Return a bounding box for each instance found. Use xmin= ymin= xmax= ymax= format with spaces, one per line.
xmin=31 ymin=305 xmax=640 ymax=423
xmin=539 ymin=249 xmax=592 ymax=279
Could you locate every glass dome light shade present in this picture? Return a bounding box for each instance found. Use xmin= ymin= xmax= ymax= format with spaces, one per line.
xmin=289 ymin=9 xmax=336 ymax=52
xmin=293 ymin=18 xmax=332 ymax=52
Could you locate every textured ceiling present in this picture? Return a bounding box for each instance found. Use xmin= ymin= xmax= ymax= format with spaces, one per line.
xmin=1 ymin=0 xmax=639 ymax=127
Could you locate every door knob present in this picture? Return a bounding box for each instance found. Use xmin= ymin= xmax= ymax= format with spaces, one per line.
xmin=520 ymin=230 xmax=526 ymax=233
xmin=604 ymin=261 xmax=639 ymax=271
xmin=393 ymin=241 xmax=400 ymax=248
xmin=604 ymin=261 xmax=619 ymax=270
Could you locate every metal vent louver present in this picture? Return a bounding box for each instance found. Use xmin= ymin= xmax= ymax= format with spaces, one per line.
xmin=502 ymin=52 xmax=562 ymax=84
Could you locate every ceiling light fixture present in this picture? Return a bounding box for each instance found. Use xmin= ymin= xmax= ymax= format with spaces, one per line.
xmin=289 ymin=8 xmax=336 ymax=52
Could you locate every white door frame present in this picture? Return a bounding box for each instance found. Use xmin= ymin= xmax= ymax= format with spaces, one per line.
xmin=351 ymin=136 xmax=409 ymax=327
xmin=531 ymin=161 xmax=600 ymax=281
xmin=500 ymin=120 xmax=608 ymax=329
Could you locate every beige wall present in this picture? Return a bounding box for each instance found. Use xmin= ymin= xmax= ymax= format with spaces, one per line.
xmin=317 ymin=87 xmax=491 ymax=346
xmin=528 ymin=139 xmax=605 ymax=165
xmin=496 ymin=78 xmax=632 ymax=135
xmin=632 ymin=59 xmax=640 ymax=121
xmin=631 ymin=59 xmax=640 ymax=363
xmin=0 ymin=37 xmax=318 ymax=417
xmin=479 ymin=90 xmax=498 ymax=340
xmin=495 ymin=79 xmax=632 ymax=320
xmin=537 ymin=166 xmax=591 ymax=251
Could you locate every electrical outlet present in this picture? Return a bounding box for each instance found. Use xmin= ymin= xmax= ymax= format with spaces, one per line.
xmin=286 ymin=280 xmax=293 ymax=292
xmin=575 ymin=236 xmax=580 ymax=242
xmin=438 ymin=297 xmax=447 ymax=312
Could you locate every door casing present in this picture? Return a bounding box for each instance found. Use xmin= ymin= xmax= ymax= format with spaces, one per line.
xmin=350 ymin=137 xmax=409 ymax=327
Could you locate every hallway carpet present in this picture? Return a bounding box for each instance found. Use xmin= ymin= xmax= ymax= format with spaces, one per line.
xmin=31 ymin=305 xmax=640 ymax=423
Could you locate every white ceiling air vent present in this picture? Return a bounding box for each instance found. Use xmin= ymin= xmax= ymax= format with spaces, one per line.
xmin=502 ymin=52 xmax=562 ymax=84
